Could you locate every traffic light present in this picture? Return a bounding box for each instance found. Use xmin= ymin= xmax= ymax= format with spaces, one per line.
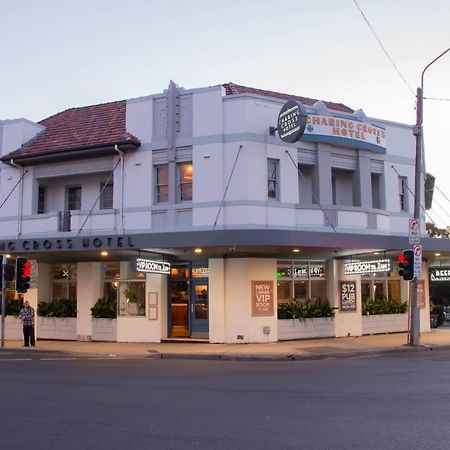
xmin=15 ymin=257 xmax=31 ymax=293
xmin=398 ymin=250 xmax=414 ymax=281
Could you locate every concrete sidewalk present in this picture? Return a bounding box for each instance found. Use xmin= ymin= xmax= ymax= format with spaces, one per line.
xmin=2 ymin=328 xmax=450 ymax=361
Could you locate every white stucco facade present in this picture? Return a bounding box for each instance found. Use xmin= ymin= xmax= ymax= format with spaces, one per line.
xmin=1 ymin=81 xmax=446 ymax=343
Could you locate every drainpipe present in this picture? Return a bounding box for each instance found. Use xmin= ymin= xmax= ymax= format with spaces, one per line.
xmin=114 ymin=145 xmax=125 ymax=234
xmin=10 ymin=159 xmax=24 ymax=238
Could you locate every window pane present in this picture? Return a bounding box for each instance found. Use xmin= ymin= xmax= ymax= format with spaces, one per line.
xmin=294 ymin=280 xmax=307 ymax=299
xmin=374 ymin=281 xmax=384 ymax=300
xmin=267 ymin=159 xmax=278 ymax=199
xmin=100 ymin=183 xmax=113 ymax=209
xmin=118 ymin=282 xmax=145 ymax=316
xmin=277 ymin=281 xmax=291 ymax=301
xmin=155 ymin=165 xmax=169 ymax=203
xmin=388 ymin=280 xmax=401 ymax=300
xmin=310 ymin=280 xmax=326 ymax=300
xmin=68 ymin=187 xmax=81 ymax=210
xmin=38 ymin=186 xmax=46 ymax=214
xmin=178 ymin=163 xmax=193 ymax=202
xmin=361 ymin=282 xmax=370 ymax=300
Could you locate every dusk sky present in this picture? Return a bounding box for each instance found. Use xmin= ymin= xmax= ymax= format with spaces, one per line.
xmin=1 ymin=0 xmax=449 ymax=226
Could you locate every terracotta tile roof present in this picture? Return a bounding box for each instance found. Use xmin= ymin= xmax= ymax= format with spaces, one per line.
xmin=223 ymin=82 xmax=354 ymax=113
xmin=4 ymin=100 xmax=140 ymax=160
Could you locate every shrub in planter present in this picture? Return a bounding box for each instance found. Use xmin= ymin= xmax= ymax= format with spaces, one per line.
xmin=362 ymin=297 xmax=407 ymax=315
xmin=91 ymin=296 xmax=117 ymax=319
xmin=6 ymin=298 xmax=22 ymax=316
xmin=278 ymin=298 xmax=334 ymax=320
xmin=37 ymin=298 xmax=77 ymax=317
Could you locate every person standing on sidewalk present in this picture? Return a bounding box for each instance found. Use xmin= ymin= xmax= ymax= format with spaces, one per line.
xmin=19 ymin=301 xmax=35 ymax=347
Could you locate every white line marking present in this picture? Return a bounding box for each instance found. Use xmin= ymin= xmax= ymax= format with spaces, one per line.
xmin=40 ymin=357 xmax=78 ymax=361
xmin=0 ymin=358 xmax=32 ymax=361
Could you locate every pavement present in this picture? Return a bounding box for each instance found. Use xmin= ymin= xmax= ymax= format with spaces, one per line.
xmin=2 ymin=327 xmax=450 ymax=361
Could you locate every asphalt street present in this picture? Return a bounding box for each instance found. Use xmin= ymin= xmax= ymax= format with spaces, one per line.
xmin=2 ymin=350 xmax=450 ymax=450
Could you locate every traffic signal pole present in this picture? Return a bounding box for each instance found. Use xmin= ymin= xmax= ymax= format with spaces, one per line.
xmin=1 ymin=254 xmax=7 ymax=348
xmin=410 ymin=86 xmax=422 ymax=347
xmin=410 ymin=47 xmax=450 ymax=346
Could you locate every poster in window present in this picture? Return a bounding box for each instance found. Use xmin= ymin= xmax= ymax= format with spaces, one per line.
xmin=339 ymin=281 xmax=357 ymax=312
xmin=251 ymin=280 xmax=274 ymax=317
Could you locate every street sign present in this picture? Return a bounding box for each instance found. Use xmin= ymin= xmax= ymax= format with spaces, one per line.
xmin=413 ymin=244 xmax=422 ymax=278
xmin=409 ymin=218 xmax=420 ymax=245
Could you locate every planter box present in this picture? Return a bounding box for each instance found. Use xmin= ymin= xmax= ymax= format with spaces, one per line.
xmin=362 ymin=313 xmax=408 ymax=335
xmin=0 ymin=316 xmax=23 ymax=340
xmin=92 ymin=318 xmax=117 ymax=342
xmin=278 ymin=318 xmax=335 ymax=340
xmin=37 ymin=317 xmax=77 ymax=340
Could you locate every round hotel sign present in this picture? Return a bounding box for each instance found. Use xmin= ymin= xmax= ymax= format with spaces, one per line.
xmin=277 ymin=100 xmax=308 ymax=143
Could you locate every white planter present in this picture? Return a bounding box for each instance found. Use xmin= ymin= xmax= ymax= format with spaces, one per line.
xmin=0 ymin=316 xmax=23 ymax=340
xmin=278 ymin=318 xmax=335 ymax=340
xmin=37 ymin=317 xmax=77 ymax=340
xmin=92 ymin=318 xmax=117 ymax=342
xmin=362 ymin=313 xmax=408 ymax=335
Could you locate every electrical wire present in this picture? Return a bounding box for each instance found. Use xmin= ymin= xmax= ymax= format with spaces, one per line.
xmin=285 ymin=150 xmax=337 ymax=232
xmin=435 ymin=185 xmax=450 ymax=203
xmin=352 ymin=0 xmax=415 ymax=96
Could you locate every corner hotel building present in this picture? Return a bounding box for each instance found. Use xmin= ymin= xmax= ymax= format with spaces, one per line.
xmin=1 ymin=81 xmax=449 ymax=343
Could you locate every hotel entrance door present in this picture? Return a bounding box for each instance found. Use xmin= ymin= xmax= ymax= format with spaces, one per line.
xmin=169 ymin=280 xmax=209 ymax=338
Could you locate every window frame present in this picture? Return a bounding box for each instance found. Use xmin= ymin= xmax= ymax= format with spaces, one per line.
xmin=177 ymin=162 xmax=193 ymax=202
xmin=38 ymin=185 xmax=47 ymax=214
xmin=154 ymin=164 xmax=169 ymax=204
xmin=267 ymin=158 xmax=279 ymax=200
xmin=99 ymin=182 xmax=113 ymax=210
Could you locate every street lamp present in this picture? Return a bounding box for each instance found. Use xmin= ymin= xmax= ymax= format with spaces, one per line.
xmin=410 ymin=47 xmax=450 ymax=346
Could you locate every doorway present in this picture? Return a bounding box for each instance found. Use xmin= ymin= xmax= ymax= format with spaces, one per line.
xmin=168 ymin=267 xmax=209 ymax=339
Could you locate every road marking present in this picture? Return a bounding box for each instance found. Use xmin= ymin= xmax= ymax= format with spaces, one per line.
xmin=40 ymin=357 xmax=78 ymax=361
xmin=0 ymin=358 xmax=32 ymax=361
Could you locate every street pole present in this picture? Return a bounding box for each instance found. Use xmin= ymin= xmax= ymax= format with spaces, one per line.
xmin=410 ymin=47 xmax=450 ymax=346
xmin=1 ymin=254 xmax=7 ymax=348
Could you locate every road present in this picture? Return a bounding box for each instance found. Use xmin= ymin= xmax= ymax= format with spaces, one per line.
xmin=1 ymin=349 xmax=450 ymax=450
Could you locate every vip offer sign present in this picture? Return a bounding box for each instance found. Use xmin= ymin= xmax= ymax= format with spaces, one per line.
xmin=251 ymin=280 xmax=274 ymax=317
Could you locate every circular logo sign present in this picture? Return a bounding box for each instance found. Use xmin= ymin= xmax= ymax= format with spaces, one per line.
xmin=277 ymin=100 xmax=308 ymax=143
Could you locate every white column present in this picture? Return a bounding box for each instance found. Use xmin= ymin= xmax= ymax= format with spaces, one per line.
xmin=209 ymin=258 xmax=226 ymax=343
xmin=76 ymin=262 xmax=102 ymax=341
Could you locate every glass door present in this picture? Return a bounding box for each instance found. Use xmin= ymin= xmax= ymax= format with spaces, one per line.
xmin=170 ymin=281 xmax=190 ymax=337
xmin=190 ymin=281 xmax=209 ymax=338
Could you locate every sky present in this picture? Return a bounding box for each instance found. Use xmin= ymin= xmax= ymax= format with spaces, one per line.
xmin=1 ymin=0 xmax=449 ymax=227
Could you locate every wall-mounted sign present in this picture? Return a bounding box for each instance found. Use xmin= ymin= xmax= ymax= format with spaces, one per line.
xmin=192 ymin=267 xmax=209 ymax=278
xmin=277 ymin=266 xmax=325 ymax=278
xmin=430 ymin=268 xmax=450 ymax=282
xmin=251 ymin=280 xmax=274 ymax=317
xmin=277 ymin=100 xmax=308 ymax=143
xmin=344 ymin=259 xmax=391 ymax=275
xmin=293 ymin=266 xmax=325 ymax=278
xmin=132 ymin=258 xmax=171 ymax=275
xmin=304 ymin=115 xmax=386 ymax=152
xmin=339 ymin=281 xmax=357 ymax=312
xmin=417 ymin=280 xmax=426 ymax=309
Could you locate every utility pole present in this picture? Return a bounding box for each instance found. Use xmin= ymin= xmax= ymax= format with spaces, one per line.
xmin=410 ymin=47 xmax=450 ymax=346
xmin=1 ymin=254 xmax=6 ymax=347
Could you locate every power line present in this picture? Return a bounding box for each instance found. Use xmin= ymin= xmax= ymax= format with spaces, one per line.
xmin=424 ymin=97 xmax=450 ymax=102
xmin=435 ymin=185 xmax=450 ymax=203
xmin=352 ymin=0 xmax=415 ymax=96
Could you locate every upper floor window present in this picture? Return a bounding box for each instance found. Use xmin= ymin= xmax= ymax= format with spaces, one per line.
xmin=67 ymin=186 xmax=81 ymax=211
xmin=332 ymin=169 xmax=354 ymax=206
xmin=155 ymin=164 xmax=169 ymax=203
xmin=398 ymin=177 xmax=408 ymax=212
xmin=177 ymin=162 xmax=193 ymax=202
xmin=38 ymin=185 xmax=46 ymax=214
xmin=267 ymin=159 xmax=279 ymax=200
xmin=100 ymin=182 xmax=113 ymax=209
